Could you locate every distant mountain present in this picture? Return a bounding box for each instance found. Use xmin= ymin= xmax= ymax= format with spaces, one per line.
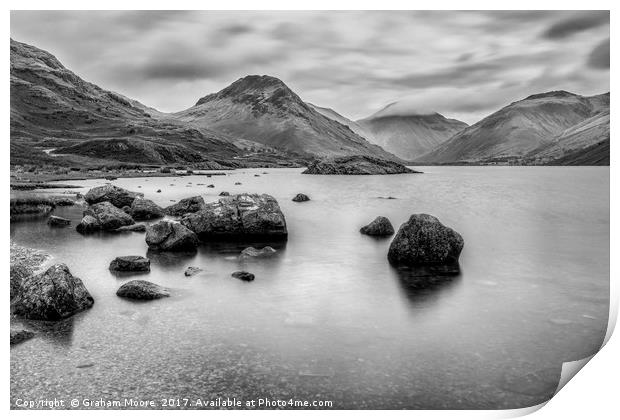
xmin=174 ymin=75 xmax=400 ymax=160
xmin=10 ymin=39 xmax=240 ymax=166
xmin=355 ymin=104 xmax=468 ymax=161
xmin=419 ymin=91 xmax=610 ymax=164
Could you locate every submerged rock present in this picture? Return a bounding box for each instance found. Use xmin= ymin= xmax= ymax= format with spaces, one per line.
xmin=129 ymin=197 xmax=164 ymax=220
xmin=219 ymin=191 xmax=230 ymax=196
xmin=387 ymin=214 xmax=464 ymax=273
xmin=181 ymin=194 xmax=287 ymax=240
xmin=115 ymin=223 xmax=147 ymax=232
xmin=116 ymin=280 xmax=170 ymax=300
xmin=12 ymin=264 xmax=94 ymax=320
xmin=292 ymin=193 xmax=310 ymax=202
xmin=10 ymin=329 xmax=35 ymax=345
xmin=232 ymin=271 xmax=255 ymax=281
xmin=303 ymin=155 xmax=420 ymax=175
xmin=184 ymin=266 xmax=202 ymax=276
xmin=240 ymin=246 xmax=277 ymax=259
xmin=84 ymin=184 xmax=142 ymax=208
xmin=146 ymin=220 xmax=199 ymax=251
xmin=360 ymin=216 xmax=394 ymax=236
xmin=109 ymin=256 xmax=150 ymax=272
xmin=164 ymin=196 xmax=205 ymax=216
xmin=79 ymin=201 xmax=135 ymax=232
xmin=47 ymin=215 xmax=71 ymax=227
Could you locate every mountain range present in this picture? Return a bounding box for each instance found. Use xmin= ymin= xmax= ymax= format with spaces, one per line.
xmin=10 ymin=39 xmax=610 ymax=168
xmin=419 ymin=90 xmax=609 ymax=165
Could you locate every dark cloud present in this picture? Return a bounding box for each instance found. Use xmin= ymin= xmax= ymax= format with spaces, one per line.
xmin=222 ymin=24 xmax=254 ymax=36
xmin=587 ymin=38 xmax=610 ymax=69
xmin=140 ymin=62 xmax=222 ymax=81
xmin=543 ymin=11 xmax=609 ymax=39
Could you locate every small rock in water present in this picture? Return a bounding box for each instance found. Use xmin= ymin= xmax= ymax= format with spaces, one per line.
xmin=254 ymin=174 xmax=260 ymax=177
xmin=232 ymin=271 xmax=255 ymax=281
xmin=377 ymin=196 xmax=397 ymax=200
xmin=156 ymin=189 xmax=162 ymax=193
xmin=360 ymin=216 xmax=394 ymax=236
xmin=240 ymin=246 xmax=277 ymax=259
xmin=219 ymin=191 xmax=230 ymax=196
xmin=235 ymin=182 xmax=242 ymax=185
xmin=116 ymin=280 xmax=170 ymax=300
xmin=10 ymin=329 xmax=35 ymax=345
xmin=184 ymin=266 xmax=202 ymax=277
xmin=109 ymin=256 xmax=150 ymax=272
xmin=115 ymin=223 xmax=147 ymax=232
xmin=207 ymin=184 xmax=215 ymax=188
xmin=47 ymin=215 xmax=71 ymax=227
xmin=292 ymin=193 xmax=310 ymax=202
xmin=76 ymin=363 xmax=95 ymax=369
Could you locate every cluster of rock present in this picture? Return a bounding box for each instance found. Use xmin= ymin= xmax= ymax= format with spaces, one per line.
xmin=10 ymin=178 xmax=467 ymax=347
xmin=302 ymin=155 xmax=421 ymax=175
xmin=180 ymin=193 xmax=288 ymax=241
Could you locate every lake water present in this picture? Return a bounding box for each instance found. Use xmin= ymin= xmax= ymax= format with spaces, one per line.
xmin=10 ymin=167 xmax=609 ymax=409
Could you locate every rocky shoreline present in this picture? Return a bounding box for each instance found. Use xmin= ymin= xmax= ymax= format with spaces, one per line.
xmin=10 ymin=182 xmax=464 ymax=346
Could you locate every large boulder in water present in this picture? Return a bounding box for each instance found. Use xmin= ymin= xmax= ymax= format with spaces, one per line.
xmin=360 ymin=216 xmax=394 ymax=236
xmin=12 ymin=264 xmax=94 ymax=320
xmin=387 ymin=214 xmax=464 ymax=273
xmin=181 ymin=194 xmax=287 ymax=240
xmin=128 ymin=197 xmax=164 ymax=220
xmin=302 ymin=155 xmax=421 ymax=175
xmin=164 ymin=196 xmax=205 ymax=216
xmin=146 ymin=220 xmax=199 ymax=251
xmin=79 ymin=202 xmax=134 ymax=232
xmin=116 ymin=280 xmax=169 ymax=300
xmin=84 ymin=184 xmax=142 ymax=208
xmin=109 ymin=256 xmax=150 ymax=272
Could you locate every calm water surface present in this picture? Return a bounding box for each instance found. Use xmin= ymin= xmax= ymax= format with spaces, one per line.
xmin=10 ymin=167 xmax=610 ymax=409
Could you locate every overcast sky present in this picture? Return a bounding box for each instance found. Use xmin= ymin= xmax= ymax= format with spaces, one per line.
xmin=11 ymin=10 xmax=609 ymax=124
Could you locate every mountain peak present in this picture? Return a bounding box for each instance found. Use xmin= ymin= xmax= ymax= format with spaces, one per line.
xmin=524 ymin=90 xmax=577 ymax=101
xmin=365 ymin=101 xmax=440 ymax=120
xmin=195 ymin=75 xmax=291 ymax=106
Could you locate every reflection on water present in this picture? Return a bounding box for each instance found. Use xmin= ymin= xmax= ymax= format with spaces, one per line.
xmin=10 ymin=167 xmax=609 ymax=409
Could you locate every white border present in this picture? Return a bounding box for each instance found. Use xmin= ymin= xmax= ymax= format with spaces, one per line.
xmin=3 ymin=2 xmax=616 ymax=419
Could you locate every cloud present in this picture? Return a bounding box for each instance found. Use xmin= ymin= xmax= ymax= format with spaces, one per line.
xmin=543 ymin=11 xmax=609 ymax=39
xmin=587 ymin=38 xmax=610 ymax=69
xmin=10 ymin=10 xmax=610 ymax=123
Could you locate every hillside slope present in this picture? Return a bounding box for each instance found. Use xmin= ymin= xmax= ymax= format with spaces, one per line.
xmin=419 ymin=91 xmax=609 ymax=164
xmin=10 ymin=39 xmax=240 ymax=166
